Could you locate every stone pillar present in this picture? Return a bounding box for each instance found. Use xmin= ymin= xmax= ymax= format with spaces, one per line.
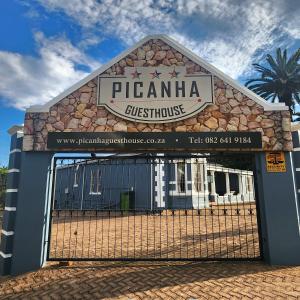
xmin=255 ymin=152 xmax=300 ymax=265
xmin=0 ymin=125 xmax=23 ymax=275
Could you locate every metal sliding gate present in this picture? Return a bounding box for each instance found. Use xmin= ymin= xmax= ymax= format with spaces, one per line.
xmin=47 ymin=153 xmax=262 ymax=261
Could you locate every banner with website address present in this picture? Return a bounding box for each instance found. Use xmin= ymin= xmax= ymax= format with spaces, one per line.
xmin=47 ymin=132 xmax=262 ymax=150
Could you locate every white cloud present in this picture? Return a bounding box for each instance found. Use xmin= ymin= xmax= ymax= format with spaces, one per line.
xmin=1 ymin=0 xmax=298 ymax=110
xmin=0 ymin=32 xmax=100 ymax=110
xmin=168 ymin=1 xmax=285 ymax=78
xmin=284 ymin=19 xmax=300 ymax=40
xmin=35 ymin=0 xmax=299 ymax=81
xmin=36 ymin=0 xmax=174 ymax=44
xmin=176 ymin=0 xmax=238 ymax=18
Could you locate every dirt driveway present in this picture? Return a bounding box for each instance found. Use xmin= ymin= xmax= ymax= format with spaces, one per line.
xmin=0 ymin=261 xmax=300 ymax=299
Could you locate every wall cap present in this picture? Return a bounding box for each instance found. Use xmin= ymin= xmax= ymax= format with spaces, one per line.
xmin=7 ymin=125 xmax=24 ymax=136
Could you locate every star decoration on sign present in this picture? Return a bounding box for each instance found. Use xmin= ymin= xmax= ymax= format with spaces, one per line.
xmin=131 ymin=69 xmax=141 ymax=79
xmin=169 ymin=68 xmax=180 ymax=78
xmin=150 ymin=70 xmax=161 ymax=79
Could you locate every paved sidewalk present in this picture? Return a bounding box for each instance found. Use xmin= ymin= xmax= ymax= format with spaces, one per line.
xmin=0 ymin=262 xmax=300 ymax=299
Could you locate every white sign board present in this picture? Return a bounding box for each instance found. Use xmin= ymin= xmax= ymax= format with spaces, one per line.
xmin=97 ymin=67 xmax=214 ymax=123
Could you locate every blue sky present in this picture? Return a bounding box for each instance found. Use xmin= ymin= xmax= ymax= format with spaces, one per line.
xmin=0 ymin=0 xmax=299 ymax=166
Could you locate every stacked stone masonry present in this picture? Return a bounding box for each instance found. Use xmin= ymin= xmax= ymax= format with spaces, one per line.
xmin=23 ymin=39 xmax=292 ymax=151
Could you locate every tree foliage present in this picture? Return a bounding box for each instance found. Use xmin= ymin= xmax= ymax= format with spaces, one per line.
xmin=0 ymin=166 xmax=8 ymax=175
xmin=245 ymin=48 xmax=300 ymax=118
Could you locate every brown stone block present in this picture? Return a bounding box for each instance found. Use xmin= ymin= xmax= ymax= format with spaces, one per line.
xmin=211 ymin=111 xmax=224 ymax=119
xmin=146 ymin=50 xmax=155 ymax=60
xmin=261 ymin=119 xmax=275 ymax=128
xmin=220 ymin=103 xmax=232 ymax=113
xmin=184 ymin=117 xmax=197 ymax=125
xmin=175 ymin=125 xmax=186 ymax=132
xmin=284 ymin=140 xmax=293 ymax=151
xmin=128 ymin=127 xmax=138 ymax=132
xmin=134 ymin=60 xmax=146 ymax=67
xmin=264 ymin=128 xmax=275 ymax=137
xmin=248 ymin=122 xmax=260 ymax=129
xmin=126 ymin=58 xmax=134 ymax=66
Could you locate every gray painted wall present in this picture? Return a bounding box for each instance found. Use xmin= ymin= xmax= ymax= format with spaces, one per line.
xmin=54 ymin=158 xmax=153 ymax=210
xmin=255 ymin=152 xmax=300 ymax=265
xmin=0 ymin=132 xmax=23 ymax=275
xmin=10 ymin=152 xmax=53 ymax=275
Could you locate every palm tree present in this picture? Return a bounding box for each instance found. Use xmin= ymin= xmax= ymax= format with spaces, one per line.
xmin=245 ymin=48 xmax=300 ymax=119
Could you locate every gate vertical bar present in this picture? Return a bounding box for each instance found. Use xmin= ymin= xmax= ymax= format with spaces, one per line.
xmin=252 ymin=154 xmax=264 ymax=260
xmin=46 ymin=157 xmax=57 ymax=261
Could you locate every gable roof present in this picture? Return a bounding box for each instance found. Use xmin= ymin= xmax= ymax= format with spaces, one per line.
xmin=27 ymin=34 xmax=288 ymax=113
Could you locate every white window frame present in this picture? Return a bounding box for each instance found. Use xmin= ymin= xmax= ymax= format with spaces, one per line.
xmin=246 ymin=176 xmax=253 ymax=193
xmin=73 ymin=165 xmax=79 ymax=187
xmin=176 ymin=161 xmax=188 ymax=194
xmin=192 ymin=162 xmax=203 ymax=193
xmin=89 ymin=168 xmax=102 ymax=195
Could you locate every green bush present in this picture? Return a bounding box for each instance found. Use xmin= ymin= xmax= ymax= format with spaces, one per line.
xmin=0 ymin=191 xmax=5 ymax=209
xmin=0 ymin=167 xmax=7 ymax=208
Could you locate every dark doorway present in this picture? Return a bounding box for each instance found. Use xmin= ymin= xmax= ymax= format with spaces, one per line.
xmin=215 ymin=172 xmax=226 ymax=196
xmin=229 ymin=173 xmax=239 ymax=195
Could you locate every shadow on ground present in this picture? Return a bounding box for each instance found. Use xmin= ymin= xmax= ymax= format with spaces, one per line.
xmin=1 ymin=261 xmax=299 ymax=299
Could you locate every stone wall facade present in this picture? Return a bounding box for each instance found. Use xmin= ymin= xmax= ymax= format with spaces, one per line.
xmin=23 ymin=38 xmax=292 ymax=152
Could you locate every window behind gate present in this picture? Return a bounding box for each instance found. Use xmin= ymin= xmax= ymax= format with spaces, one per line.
xmin=74 ymin=165 xmax=79 ymax=187
xmin=177 ymin=161 xmax=186 ymax=193
xmin=193 ymin=162 xmax=202 ymax=192
xmin=90 ymin=169 xmax=101 ymax=195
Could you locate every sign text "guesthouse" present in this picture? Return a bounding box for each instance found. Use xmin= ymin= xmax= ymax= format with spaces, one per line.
xmin=97 ymin=66 xmax=214 ymax=123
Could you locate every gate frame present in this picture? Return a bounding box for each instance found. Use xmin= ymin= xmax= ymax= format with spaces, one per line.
xmin=45 ymin=152 xmax=263 ymax=262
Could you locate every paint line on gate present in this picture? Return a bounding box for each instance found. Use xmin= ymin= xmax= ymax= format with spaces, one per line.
xmin=5 ymin=207 xmax=16 ymax=211
xmin=0 ymin=251 xmax=12 ymax=258
xmin=9 ymin=149 xmax=22 ymax=154
xmin=6 ymin=189 xmax=18 ymax=193
xmin=1 ymin=230 xmax=14 ymax=236
xmin=7 ymin=169 xmax=20 ymax=173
